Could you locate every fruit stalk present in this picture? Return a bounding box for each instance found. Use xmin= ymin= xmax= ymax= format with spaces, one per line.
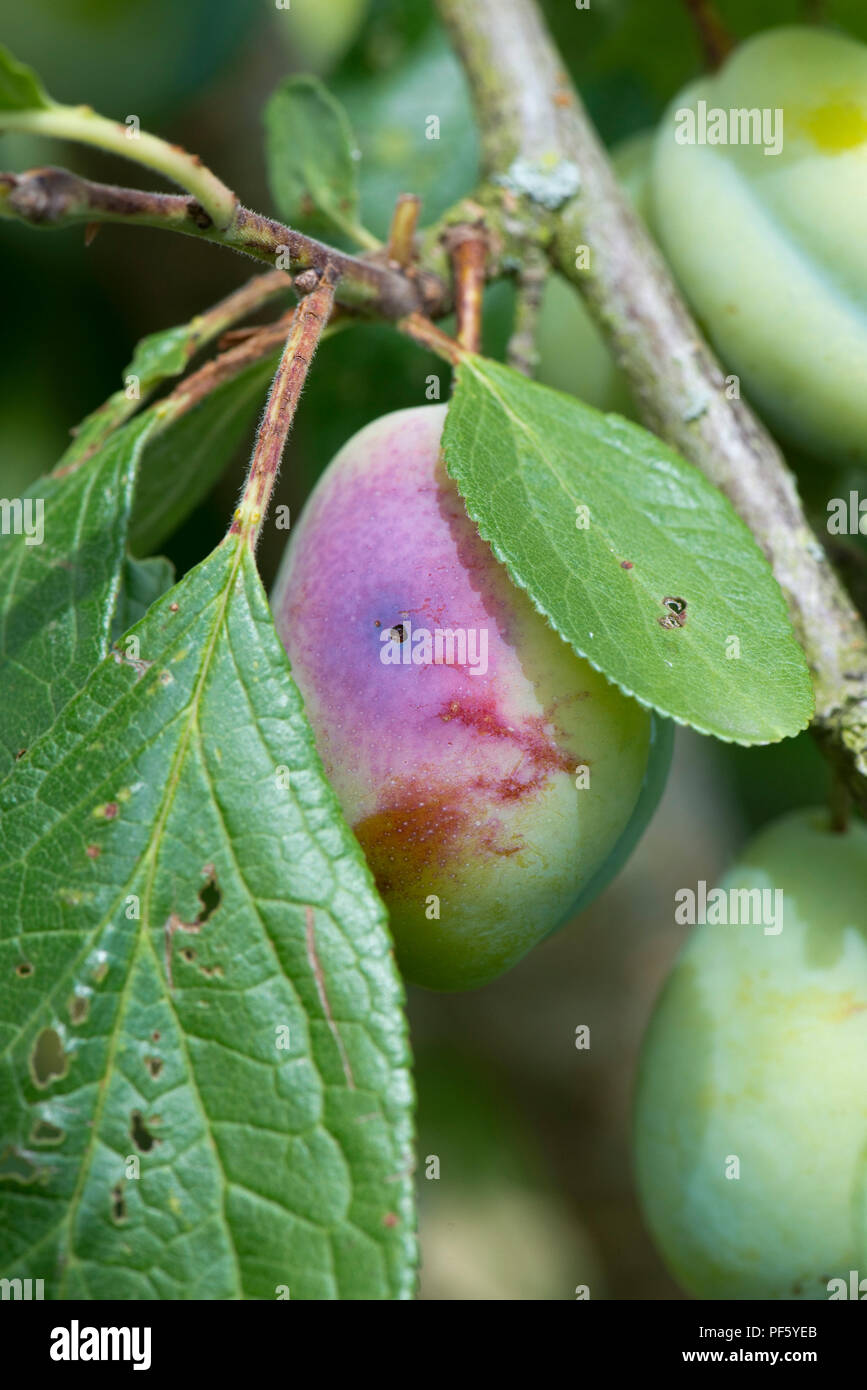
xmin=234 ymin=268 xmax=338 ymax=549
xmin=681 ymin=0 xmax=734 ymax=71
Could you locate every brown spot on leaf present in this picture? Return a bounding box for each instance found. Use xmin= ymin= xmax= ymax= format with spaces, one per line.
xmin=68 ymin=993 xmax=89 ymax=1025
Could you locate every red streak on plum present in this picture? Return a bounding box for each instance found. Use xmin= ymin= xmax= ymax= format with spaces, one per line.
xmin=354 ymin=696 xmax=582 ymax=895
xmin=437 ymin=693 xmax=576 ymax=786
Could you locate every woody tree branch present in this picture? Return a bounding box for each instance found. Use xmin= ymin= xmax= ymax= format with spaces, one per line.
xmin=439 ymin=0 xmax=867 ymax=811
xmin=0 ymin=167 xmax=444 ymax=320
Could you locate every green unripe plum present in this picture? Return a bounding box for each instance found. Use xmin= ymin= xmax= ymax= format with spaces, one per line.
xmin=634 ymin=808 xmax=867 ymax=1299
xmin=537 ymin=131 xmax=654 ymax=414
xmin=277 ymin=0 xmax=368 ymax=73
xmin=651 ymin=27 xmax=867 ymax=467
xmin=272 ymin=405 xmax=671 ymax=991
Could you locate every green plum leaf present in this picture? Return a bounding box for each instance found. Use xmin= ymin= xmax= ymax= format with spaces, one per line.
xmin=0 ymin=414 xmax=157 ymax=780
xmin=0 ymin=43 xmax=52 ymax=111
xmin=111 ymin=554 xmax=175 ymax=641
xmin=60 ymin=308 xmax=285 ymax=474
xmin=264 ymin=75 xmax=368 ymax=245
xmin=442 ymin=355 xmax=814 ymax=743
xmin=336 ymin=27 xmax=478 ymax=239
xmin=129 ymin=355 xmax=277 ymax=556
xmin=0 ymin=536 xmax=415 ymax=1299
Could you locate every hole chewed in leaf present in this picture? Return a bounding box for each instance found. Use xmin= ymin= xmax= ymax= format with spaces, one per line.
xmin=0 ymin=1147 xmax=41 ymax=1184
xmin=658 ymin=595 xmax=688 ymax=629
xmin=164 ymin=864 xmax=222 ymax=989
xmin=30 ymin=1028 xmax=69 ymax=1088
xmin=15 ymin=961 xmax=33 ymax=978
xmin=130 ymin=1111 xmax=158 ymax=1153
xmin=30 ymin=1119 xmax=65 ymax=1146
xmin=144 ymin=1055 xmax=163 ymax=1079
xmin=197 ymin=868 xmax=221 ymax=924
xmin=111 ymin=1183 xmax=127 ymax=1224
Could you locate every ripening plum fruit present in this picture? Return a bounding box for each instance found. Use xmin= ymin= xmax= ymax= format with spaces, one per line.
xmin=272 ymin=405 xmax=671 ymax=991
xmin=651 ymin=27 xmax=867 ymax=467
xmin=634 ymin=808 xmax=867 ymax=1299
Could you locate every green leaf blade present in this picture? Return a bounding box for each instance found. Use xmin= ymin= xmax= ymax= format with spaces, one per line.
xmin=0 ymin=539 xmax=415 ymax=1300
xmin=0 ymin=414 xmax=157 ymax=779
xmin=129 ymin=356 xmax=276 ymax=556
xmin=0 ymin=44 xmax=52 ymax=112
xmin=60 ymin=319 xmax=259 ymax=474
xmin=264 ymin=75 xmax=366 ymax=245
xmin=443 ymin=356 xmax=814 ymax=743
xmin=111 ymin=555 xmax=175 ymax=642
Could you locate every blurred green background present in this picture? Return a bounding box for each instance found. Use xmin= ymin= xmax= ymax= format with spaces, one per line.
xmin=0 ymin=0 xmax=853 ymax=1297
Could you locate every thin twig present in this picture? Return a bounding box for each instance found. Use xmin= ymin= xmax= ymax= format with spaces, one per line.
xmin=397 ymin=311 xmax=465 ymax=366
xmin=0 ymin=167 xmax=445 ymax=319
xmin=444 ymin=225 xmax=488 ymax=354
xmin=682 ymin=0 xmax=735 ymax=71
xmin=387 ymin=194 xmax=422 ymax=267
xmin=233 ymin=269 xmax=339 ymax=549
xmin=1 ymin=103 xmax=237 ymax=229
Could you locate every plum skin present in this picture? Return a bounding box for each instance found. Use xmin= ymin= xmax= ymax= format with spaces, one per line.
xmin=634 ymin=808 xmax=867 ymax=1299
xmin=650 ymin=26 xmax=867 ymax=467
xmin=272 ymin=404 xmax=669 ymax=991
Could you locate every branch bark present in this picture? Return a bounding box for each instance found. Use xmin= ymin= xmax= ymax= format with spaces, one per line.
xmin=0 ymin=166 xmax=445 ymax=320
xmin=438 ymin=0 xmax=867 ymax=808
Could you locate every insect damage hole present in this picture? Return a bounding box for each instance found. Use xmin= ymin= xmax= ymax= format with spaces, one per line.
xmin=197 ymin=869 xmax=221 ymax=924
xmin=30 ymin=1119 xmax=65 ymax=1146
xmin=30 ymin=1028 xmax=69 ymax=1088
xmin=658 ymin=595 xmax=688 ymax=629
xmin=130 ymin=1111 xmax=158 ymax=1153
xmin=0 ymin=1147 xmax=40 ymax=1184
xmin=111 ymin=1182 xmax=127 ymax=1224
